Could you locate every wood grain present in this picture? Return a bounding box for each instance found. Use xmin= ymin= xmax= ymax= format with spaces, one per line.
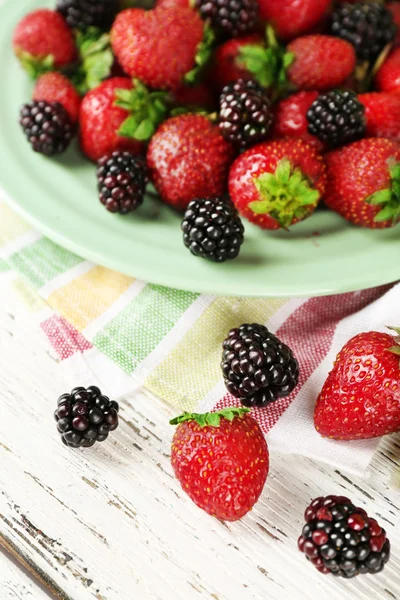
xmin=0 ymin=299 xmax=399 ymax=599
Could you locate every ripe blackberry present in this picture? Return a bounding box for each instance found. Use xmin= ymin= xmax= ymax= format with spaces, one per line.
xmin=96 ymin=152 xmax=148 ymax=214
xmin=182 ymin=197 xmax=244 ymax=262
xmin=195 ymin=0 xmax=258 ymax=38
xmin=307 ymin=90 xmax=366 ymax=148
xmin=221 ymin=323 xmax=299 ymax=407
xmin=56 ymin=0 xmax=118 ymax=30
xmin=54 ymin=385 xmax=119 ymax=448
xmin=329 ymin=2 xmax=396 ymax=62
xmin=19 ymin=101 xmax=74 ymax=156
xmin=219 ymin=79 xmax=273 ymax=149
xmin=298 ymin=496 xmax=390 ymax=578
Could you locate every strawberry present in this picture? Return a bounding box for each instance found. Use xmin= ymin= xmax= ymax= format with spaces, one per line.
xmin=388 ymin=2 xmax=400 ymax=47
xmin=155 ymin=0 xmax=191 ymax=8
xmin=325 ymin=138 xmax=400 ymax=228
xmin=314 ymin=329 xmax=400 ymax=440
xmin=79 ymin=77 xmax=148 ymax=162
xmin=258 ymin=0 xmax=332 ymax=41
xmin=375 ymin=49 xmax=400 ymax=94
xmin=287 ymin=35 xmax=356 ymax=91
xmin=172 ymin=83 xmax=216 ymax=111
xmin=228 ymin=139 xmax=326 ymax=230
xmin=170 ymin=408 xmax=269 ymax=521
xmin=359 ymin=93 xmax=400 ymax=143
xmin=271 ymin=91 xmax=324 ymax=152
xmin=147 ymin=114 xmax=234 ymax=210
xmin=13 ymin=9 xmax=76 ymax=77
xmin=209 ymin=35 xmax=264 ymax=93
xmin=111 ymin=6 xmax=212 ymax=91
xmin=33 ymin=73 xmax=81 ymax=124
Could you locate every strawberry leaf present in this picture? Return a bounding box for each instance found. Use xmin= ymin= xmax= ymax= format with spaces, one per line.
xmin=169 ymin=407 xmax=250 ymax=427
xmin=388 ymin=346 xmax=400 ymax=355
xmin=366 ymin=189 xmax=391 ymax=205
xmin=73 ymin=28 xmax=113 ymax=94
xmin=374 ymin=205 xmax=397 ymax=222
xmin=17 ymin=51 xmax=54 ymax=79
xmin=184 ymin=24 xmax=215 ymax=85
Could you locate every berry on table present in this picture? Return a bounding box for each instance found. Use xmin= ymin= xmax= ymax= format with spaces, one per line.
xmin=359 ymin=92 xmax=400 ymax=143
xmin=271 ymin=90 xmax=323 ymax=152
xmin=221 ymin=323 xmax=299 ymax=407
xmin=170 ymin=407 xmax=269 ymax=521
xmin=19 ymin=101 xmax=74 ymax=156
xmin=182 ymin=197 xmax=244 ymax=262
xmin=209 ymin=34 xmax=264 ymax=92
xmin=307 ymin=90 xmax=365 ymax=148
xmin=219 ymin=79 xmax=272 ymax=149
xmin=298 ymin=495 xmax=390 ymax=577
xmin=33 ymin=72 xmax=81 ymax=124
xmin=329 ymin=2 xmax=396 ymax=62
xmin=375 ymin=48 xmax=400 ymax=94
xmin=56 ymin=0 xmax=119 ymax=31
xmin=97 ymin=152 xmax=148 ymax=214
xmin=195 ymin=0 xmax=258 ymax=39
xmin=54 ymin=385 xmax=119 ymax=448
xmin=258 ymin=0 xmax=331 ymax=42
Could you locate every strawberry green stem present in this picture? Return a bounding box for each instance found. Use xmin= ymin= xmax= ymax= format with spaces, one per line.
xmin=367 ymin=163 xmax=400 ymax=225
xmin=387 ymin=326 xmax=400 ymax=356
xmin=16 ymin=51 xmax=54 ymax=80
xmin=249 ymin=158 xmax=320 ymax=229
xmin=184 ymin=24 xmax=215 ymax=85
xmin=170 ymin=407 xmax=250 ymax=427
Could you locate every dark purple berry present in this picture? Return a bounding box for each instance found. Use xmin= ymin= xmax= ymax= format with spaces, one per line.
xmin=96 ymin=151 xmax=148 ymax=214
xmin=56 ymin=0 xmax=118 ymax=30
xmin=19 ymin=101 xmax=74 ymax=156
xmin=195 ymin=0 xmax=258 ymax=38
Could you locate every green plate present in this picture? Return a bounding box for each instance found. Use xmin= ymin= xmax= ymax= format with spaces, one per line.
xmin=1 ymin=0 xmax=399 ymax=297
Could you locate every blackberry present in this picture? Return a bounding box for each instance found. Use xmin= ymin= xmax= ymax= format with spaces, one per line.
xmin=307 ymin=90 xmax=365 ymax=148
xmin=96 ymin=152 xmax=148 ymax=214
xmin=182 ymin=197 xmax=244 ymax=262
xmin=54 ymin=385 xmax=119 ymax=448
xmin=298 ymin=496 xmax=390 ymax=578
xmin=219 ymin=79 xmax=273 ymax=149
xmin=195 ymin=0 xmax=258 ymax=38
xmin=19 ymin=101 xmax=74 ymax=156
xmin=329 ymin=2 xmax=396 ymax=62
xmin=56 ymin=0 xmax=118 ymax=30
xmin=221 ymin=323 xmax=299 ymax=407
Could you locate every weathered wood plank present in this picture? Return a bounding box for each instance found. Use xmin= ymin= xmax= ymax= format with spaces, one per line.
xmin=0 ymin=547 xmax=52 ymax=599
xmin=0 ymin=306 xmax=399 ymax=600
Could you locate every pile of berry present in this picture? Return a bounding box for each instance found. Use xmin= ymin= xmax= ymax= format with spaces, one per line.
xmin=13 ymin=0 xmax=400 ymax=263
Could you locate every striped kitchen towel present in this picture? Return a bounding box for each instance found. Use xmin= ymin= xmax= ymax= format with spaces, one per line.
xmin=1 ymin=198 xmax=398 ymax=475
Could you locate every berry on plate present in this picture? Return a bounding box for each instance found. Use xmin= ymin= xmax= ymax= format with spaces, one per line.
xmin=172 ymin=83 xmax=216 ymax=111
xmin=79 ymin=77 xmax=152 ymax=162
xmin=195 ymin=0 xmax=258 ymax=39
xmin=329 ymin=2 xmax=396 ymax=62
xmin=33 ymin=72 xmax=81 ymax=124
xmin=182 ymin=197 xmax=244 ymax=262
xmin=375 ymin=48 xmax=400 ymax=93
xmin=13 ymin=9 xmax=76 ymax=77
xmin=258 ymin=0 xmax=332 ymax=42
xmin=97 ymin=152 xmax=148 ymax=214
xmin=221 ymin=323 xmax=299 ymax=407
xmin=111 ymin=6 xmax=212 ymax=91
xmin=55 ymin=385 xmax=119 ymax=448
xmin=325 ymin=138 xmax=400 ymax=228
xmin=170 ymin=407 xmax=269 ymax=521
xmin=147 ymin=114 xmax=235 ymax=210
xmin=298 ymin=496 xmax=391 ymax=577
xmin=219 ymin=79 xmax=272 ymax=149
xmin=209 ymin=34 xmax=264 ymax=92
xmin=359 ymin=92 xmax=400 ymax=142
xmin=314 ymin=329 xmax=400 ymax=440
xmin=271 ymin=90 xmax=322 ymax=151
xmin=56 ymin=0 xmax=118 ymax=31
xmin=228 ymin=139 xmax=327 ymax=230
xmin=287 ymin=35 xmax=356 ymax=91
xmin=19 ymin=101 xmax=74 ymax=156
xmin=306 ymin=90 xmax=365 ymax=148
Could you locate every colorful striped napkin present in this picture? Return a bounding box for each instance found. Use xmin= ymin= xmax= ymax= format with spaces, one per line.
xmin=1 ymin=197 xmax=398 ymax=475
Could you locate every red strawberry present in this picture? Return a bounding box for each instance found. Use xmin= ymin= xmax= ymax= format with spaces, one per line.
xmin=33 ymin=73 xmax=81 ymax=124
xmin=359 ymin=93 xmax=400 ymax=142
xmin=287 ymin=35 xmax=356 ymax=91
xmin=173 ymin=83 xmax=216 ymax=111
xmin=271 ymin=91 xmax=323 ymax=152
xmin=147 ymin=114 xmax=234 ymax=210
xmin=79 ymin=78 xmax=146 ymax=162
xmin=228 ymin=139 xmax=326 ymax=230
xmin=155 ymin=0 xmax=191 ymax=8
xmin=314 ymin=329 xmax=400 ymax=440
xmin=13 ymin=9 xmax=76 ymax=76
xmin=375 ymin=49 xmax=400 ymax=93
xmin=111 ymin=6 xmax=208 ymax=91
xmin=170 ymin=408 xmax=269 ymax=521
xmin=209 ymin=35 xmax=264 ymax=92
xmin=388 ymin=2 xmax=400 ymax=47
xmin=325 ymin=138 xmax=400 ymax=228
xmin=258 ymin=0 xmax=332 ymax=41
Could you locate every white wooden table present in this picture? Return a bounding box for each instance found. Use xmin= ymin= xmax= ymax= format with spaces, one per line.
xmin=0 ymin=282 xmax=400 ymax=600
